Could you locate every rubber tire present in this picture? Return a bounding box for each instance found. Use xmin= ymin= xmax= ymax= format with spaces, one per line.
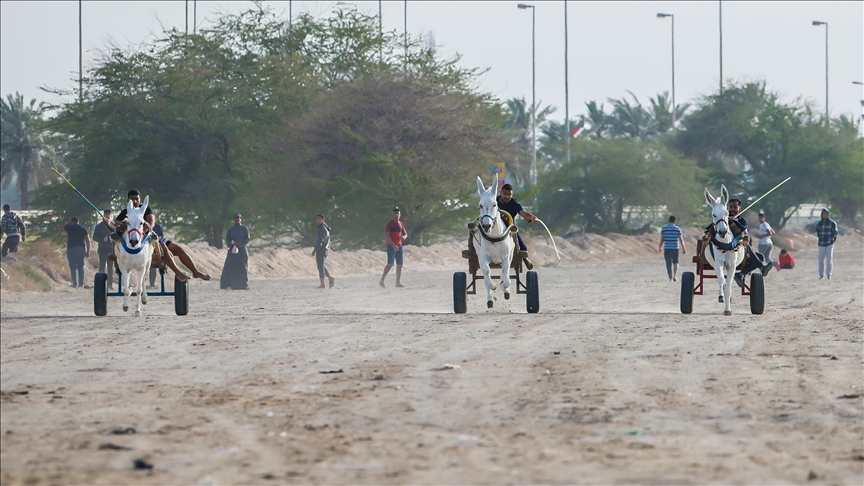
xmin=749 ymin=272 xmax=765 ymax=315
xmin=453 ymin=272 xmax=467 ymax=314
xmin=174 ymin=278 xmax=189 ymax=316
xmin=680 ymin=272 xmax=695 ymax=314
xmin=94 ymin=272 xmax=108 ymax=316
xmin=526 ymin=270 xmax=539 ymax=314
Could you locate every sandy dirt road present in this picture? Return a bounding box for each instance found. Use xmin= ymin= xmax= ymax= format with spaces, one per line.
xmin=1 ymin=247 xmax=862 ymax=485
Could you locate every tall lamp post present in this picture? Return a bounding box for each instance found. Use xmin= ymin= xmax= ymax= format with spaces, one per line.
xmin=812 ymin=20 xmax=829 ymax=121
xmin=518 ymin=3 xmax=536 ymax=186
xmin=657 ymin=13 xmax=675 ymax=129
xmin=564 ymin=0 xmax=570 ymax=166
xmin=718 ymin=0 xmax=723 ymax=95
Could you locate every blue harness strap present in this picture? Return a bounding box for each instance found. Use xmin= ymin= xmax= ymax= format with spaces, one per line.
xmin=710 ymin=219 xmax=746 ymax=252
xmin=119 ymin=234 xmax=149 ymax=254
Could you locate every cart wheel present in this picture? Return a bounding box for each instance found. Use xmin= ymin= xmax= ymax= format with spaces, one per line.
xmin=749 ymin=273 xmax=765 ymax=315
xmin=680 ymin=271 xmax=695 ymax=314
xmin=526 ymin=270 xmax=539 ymax=314
xmin=453 ymin=272 xmax=467 ymax=314
xmin=174 ymin=278 xmax=189 ymax=316
xmin=94 ymin=272 xmax=108 ymax=316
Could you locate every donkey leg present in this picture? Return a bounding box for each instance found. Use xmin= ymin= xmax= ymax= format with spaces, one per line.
xmin=122 ymin=274 xmax=130 ymax=312
xmin=501 ymin=256 xmax=513 ymax=300
xmin=715 ymin=264 xmax=726 ymax=304
xmin=134 ymin=272 xmax=145 ymax=317
xmin=479 ymin=257 xmax=495 ymax=308
xmin=722 ymin=263 xmax=734 ymax=315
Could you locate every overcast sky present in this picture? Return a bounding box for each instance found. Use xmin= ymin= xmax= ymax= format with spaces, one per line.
xmin=1 ymin=1 xmax=862 ymax=124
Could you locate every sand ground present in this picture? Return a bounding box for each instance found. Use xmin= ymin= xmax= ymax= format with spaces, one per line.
xmin=1 ymin=241 xmax=862 ymax=485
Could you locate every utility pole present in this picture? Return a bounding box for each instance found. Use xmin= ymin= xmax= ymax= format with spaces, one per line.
xmin=79 ymin=0 xmax=83 ymax=106
xmin=564 ymin=0 xmax=570 ymax=165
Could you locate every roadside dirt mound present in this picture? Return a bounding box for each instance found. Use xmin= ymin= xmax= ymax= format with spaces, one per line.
xmin=2 ymin=227 xmax=860 ymax=292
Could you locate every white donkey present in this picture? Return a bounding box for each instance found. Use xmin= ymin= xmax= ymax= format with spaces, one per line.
xmin=474 ymin=174 xmax=517 ymax=309
xmin=704 ymin=185 xmax=747 ymax=315
xmin=115 ymin=196 xmax=154 ymax=317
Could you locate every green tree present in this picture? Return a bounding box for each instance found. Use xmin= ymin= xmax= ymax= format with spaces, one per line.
xmin=1 ymin=93 xmax=61 ymax=209
xmin=500 ymin=97 xmax=555 ymax=189
xmin=673 ymin=80 xmax=861 ymax=230
xmin=269 ymin=73 xmax=514 ymax=249
xmin=536 ymin=138 xmax=702 ymax=234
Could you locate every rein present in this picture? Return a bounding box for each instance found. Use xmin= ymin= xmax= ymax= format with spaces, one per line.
xmin=118 ymin=223 xmax=152 ymax=255
xmin=474 ymin=210 xmax=516 ymax=243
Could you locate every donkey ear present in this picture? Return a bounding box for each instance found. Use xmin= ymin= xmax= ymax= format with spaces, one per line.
xmin=704 ymin=187 xmax=715 ymax=207
xmin=477 ymin=176 xmax=486 ymax=195
xmin=141 ymin=196 xmax=149 ymax=213
xmin=127 ymin=199 xmax=135 ymax=213
xmin=492 ymin=174 xmax=499 ymax=194
xmin=720 ymin=185 xmax=729 ymax=205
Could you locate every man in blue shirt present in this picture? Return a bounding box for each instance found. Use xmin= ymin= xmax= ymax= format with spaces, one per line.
xmin=815 ymin=208 xmax=838 ymax=280
xmin=658 ymin=215 xmax=687 ymax=282
xmin=92 ymin=209 xmax=115 ymax=289
xmin=497 ymin=184 xmax=538 ymax=270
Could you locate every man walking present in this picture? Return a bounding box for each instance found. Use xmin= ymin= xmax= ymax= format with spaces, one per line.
xmin=815 ymin=208 xmax=838 ymax=280
xmin=60 ymin=216 xmax=90 ymax=288
xmin=220 ymin=212 xmax=250 ymax=290
xmin=658 ymin=215 xmax=687 ymax=282
xmin=92 ymin=209 xmax=115 ymax=289
xmin=311 ymin=214 xmax=335 ymax=289
xmin=1 ymin=204 xmax=26 ymax=257
xmin=380 ymin=208 xmax=407 ymax=288
xmin=756 ymin=212 xmax=775 ymax=265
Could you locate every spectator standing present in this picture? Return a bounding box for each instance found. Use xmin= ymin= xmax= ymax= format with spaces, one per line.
xmin=379 ymin=208 xmax=407 ymax=288
xmin=220 ymin=212 xmax=250 ymax=290
xmin=148 ymin=218 xmax=164 ymax=288
xmin=658 ymin=215 xmax=687 ymax=282
xmin=60 ymin=216 xmax=90 ymax=288
xmin=1 ymin=204 xmax=26 ymax=257
xmin=311 ymin=214 xmax=335 ymax=289
xmin=756 ymin=212 xmax=776 ymax=265
xmin=773 ymin=249 xmax=795 ymax=271
xmin=92 ymin=209 xmax=116 ymax=290
xmin=815 ymin=208 xmax=838 ymax=280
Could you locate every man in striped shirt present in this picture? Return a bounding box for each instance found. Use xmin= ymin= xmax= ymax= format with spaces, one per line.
xmin=815 ymin=208 xmax=838 ymax=280
xmin=658 ymin=215 xmax=687 ymax=282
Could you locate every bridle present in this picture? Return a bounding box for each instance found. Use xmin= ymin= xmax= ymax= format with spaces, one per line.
xmin=118 ymin=220 xmax=151 ymax=254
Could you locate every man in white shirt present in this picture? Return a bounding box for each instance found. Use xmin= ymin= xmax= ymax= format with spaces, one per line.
xmin=756 ymin=212 xmax=775 ymax=266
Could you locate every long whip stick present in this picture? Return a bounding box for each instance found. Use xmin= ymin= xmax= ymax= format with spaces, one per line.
xmin=534 ymin=218 xmax=562 ymax=262
xmin=51 ymin=167 xmax=104 ymax=220
xmin=740 ymin=177 xmax=791 ymax=214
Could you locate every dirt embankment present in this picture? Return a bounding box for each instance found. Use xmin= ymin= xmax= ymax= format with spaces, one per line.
xmin=1 ymin=227 xmax=859 ymax=292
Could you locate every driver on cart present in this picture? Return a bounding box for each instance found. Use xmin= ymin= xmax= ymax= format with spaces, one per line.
xmin=110 ymin=189 xmax=212 ymax=283
xmin=497 ymin=183 xmax=537 ymax=270
xmin=703 ymin=197 xmax=772 ymax=287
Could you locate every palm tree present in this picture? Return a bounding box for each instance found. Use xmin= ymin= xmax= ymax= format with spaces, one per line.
xmin=501 ymin=97 xmax=556 ymax=188
xmin=1 ymin=93 xmax=58 ymax=209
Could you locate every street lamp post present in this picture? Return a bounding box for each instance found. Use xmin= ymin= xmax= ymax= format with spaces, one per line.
xmin=657 ymin=13 xmax=675 ymax=129
xmin=564 ymin=0 xmax=570 ymax=166
xmin=79 ymin=0 xmax=83 ymax=106
xmin=719 ymin=0 xmax=723 ymax=95
xmin=518 ymin=3 xmax=536 ymax=186
xmin=812 ymin=21 xmax=829 ymax=121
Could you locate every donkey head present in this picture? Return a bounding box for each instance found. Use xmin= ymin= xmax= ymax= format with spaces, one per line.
xmin=704 ymin=185 xmax=730 ymax=237
xmin=477 ymin=174 xmax=500 ymax=233
xmin=124 ymin=195 xmax=150 ymax=249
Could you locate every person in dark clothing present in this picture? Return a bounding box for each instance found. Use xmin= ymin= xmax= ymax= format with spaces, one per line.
xmin=311 ymin=214 xmax=335 ymax=289
xmin=61 ymin=216 xmax=90 ymax=288
xmin=815 ymin=208 xmax=838 ymax=279
xmin=92 ymin=209 xmax=116 ymax=289
xmin=111 ymin=190 xmax=199 ymax=282
xmin=1 ymin=204 xmax=26 ymax=257
xmin=148 ymin=217 xmax=164 ymax=288
xmin=496 ymin=184 xmax=538 ymax=270
xmin=704 ymin=198 xmax=770 ymax=288
xmin=220 ymin=212 xmax=250 ymax=290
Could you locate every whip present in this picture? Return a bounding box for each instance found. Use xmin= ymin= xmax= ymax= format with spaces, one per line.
xmin=534 ymin=218 xmax=562 ymax=262
xmin=51 ymin=167 xmax=104 ymax=220
xmin=741 ymin=177 xmax=791 ymax=214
